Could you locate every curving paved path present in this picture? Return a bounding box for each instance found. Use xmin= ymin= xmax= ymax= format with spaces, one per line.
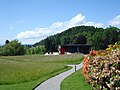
xmin=34 ymin=62 xmax=83 ymax=90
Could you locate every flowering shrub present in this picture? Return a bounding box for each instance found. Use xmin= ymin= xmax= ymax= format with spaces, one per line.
xmin=82 ymin=56 xmax=89 ymax=82
xmin=82 ymin=43 xmax=120 ymax=90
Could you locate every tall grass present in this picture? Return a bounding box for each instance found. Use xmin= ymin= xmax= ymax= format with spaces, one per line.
xmin=0 ymin=54 xmax=83 ymax=90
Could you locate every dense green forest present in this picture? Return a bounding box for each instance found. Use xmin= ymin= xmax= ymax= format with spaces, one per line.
xmin=34 ymin=26 xmax=120 ymax=52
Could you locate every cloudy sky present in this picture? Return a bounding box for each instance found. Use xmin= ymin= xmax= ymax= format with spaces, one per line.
xmin=0 ymin=0 xmax=120 ymax=44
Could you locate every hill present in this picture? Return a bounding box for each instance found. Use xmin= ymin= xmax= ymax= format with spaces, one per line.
xmin=34 ymin=26 xmax=120 ymax=52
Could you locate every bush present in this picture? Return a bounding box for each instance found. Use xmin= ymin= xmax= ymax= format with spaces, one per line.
xmin=82 ymin=43 xmax=120 ymax=90
xmin=26 ymin=45 xmax=45 ymax=55
xmin=0 ymin=40 xmax=25 ymax=56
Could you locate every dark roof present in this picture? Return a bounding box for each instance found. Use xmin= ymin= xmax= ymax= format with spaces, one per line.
xmin=61 ymin=44 xmax=92 ymax=47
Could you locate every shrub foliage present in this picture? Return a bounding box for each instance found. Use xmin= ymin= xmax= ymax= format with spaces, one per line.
xmin=0 ymin=40 xmax=25 ymax=56
xmin=82 ymin=43 xmax=120 ymax=90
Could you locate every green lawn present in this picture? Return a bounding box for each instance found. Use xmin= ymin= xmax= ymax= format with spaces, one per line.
xmin=61 ymin=69 xmax=93 ymax=90
xmin=0 ymin=54 xmax=83 ymax=90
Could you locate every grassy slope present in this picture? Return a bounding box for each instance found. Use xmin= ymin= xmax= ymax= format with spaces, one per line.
xmin=0 ymin=54 xmax=83 ymax=90
xmin=61 ymin=69 xmax=93 ymax=90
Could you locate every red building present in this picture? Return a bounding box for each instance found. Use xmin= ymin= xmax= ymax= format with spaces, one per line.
xmin=60 ymin=47 xmax=65 ymax=54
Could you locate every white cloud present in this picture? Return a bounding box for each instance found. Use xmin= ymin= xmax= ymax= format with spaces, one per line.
xmin=16 ymin=28 xmax=51 ymax=39
xmin=108 ymin=15 xmax=120 ymax=27
xmin=83 ymin=22 xmax=104 ymax=27
xmin=68 ymin=13 xmax=85 ymax=27
xmin=16 ymin=13 xmax=104 ymax=44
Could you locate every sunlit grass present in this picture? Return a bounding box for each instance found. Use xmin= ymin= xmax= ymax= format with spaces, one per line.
xmin=61 ymin=69 xmax=93 ymax=90
xmin=0 ymin=61 xmax=64 ymax=84
xmin=0 ymin=54 xmax=83 ymax=90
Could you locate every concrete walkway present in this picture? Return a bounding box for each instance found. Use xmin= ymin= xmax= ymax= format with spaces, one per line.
xmin=34 ymin=62 xmax=83 ymax=90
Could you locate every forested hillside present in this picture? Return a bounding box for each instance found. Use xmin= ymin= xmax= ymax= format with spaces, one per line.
xmin=34 ymin=26 xmax=120 ymax=52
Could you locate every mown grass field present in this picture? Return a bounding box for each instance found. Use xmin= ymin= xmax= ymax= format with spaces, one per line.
xmin=61 ymin=69 xmax=93 ymax=90
xmin=0 ymin=54 xmax=83 ymax=90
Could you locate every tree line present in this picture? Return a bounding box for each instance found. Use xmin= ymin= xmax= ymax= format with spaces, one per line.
xmin=34 ymin=26 xmax=120 ymax=52
xmin=0 ymin=40 xmax=45 ymax=56
xmin=0 ymin=26 xmax=119 ymax=56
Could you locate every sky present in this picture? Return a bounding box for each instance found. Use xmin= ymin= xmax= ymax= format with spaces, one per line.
xmin=0 ymin=0 xmax=120 ymax=44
